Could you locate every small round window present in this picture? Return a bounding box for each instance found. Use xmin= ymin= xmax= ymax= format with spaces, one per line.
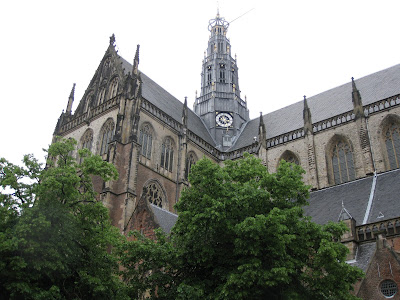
xmin=381 ymin=280 xmax=398 ymax=298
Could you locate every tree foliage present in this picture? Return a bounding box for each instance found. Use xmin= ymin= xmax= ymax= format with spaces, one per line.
xmin=121 ymin=154 xmax=363 ymax=299
xmin=0 ymin=138 xmax=126 ymax=300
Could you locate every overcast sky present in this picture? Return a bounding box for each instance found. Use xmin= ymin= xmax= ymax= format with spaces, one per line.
xmin=1 ymin=0 xmax=400 ymax=165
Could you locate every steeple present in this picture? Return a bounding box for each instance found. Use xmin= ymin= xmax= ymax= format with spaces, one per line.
xmin=66 ymin=83 xmax=76 ymax=114
xmin=194 ymin=12 xmax=249 ymax=149
xmin=351 ymin=77 xmax=364 ymax=119
xmin=303 ymin=95 xmax=313 ymax=135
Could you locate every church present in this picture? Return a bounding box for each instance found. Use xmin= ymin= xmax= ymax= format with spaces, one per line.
xmin=53 ymin=12 xmax=400 ymax=299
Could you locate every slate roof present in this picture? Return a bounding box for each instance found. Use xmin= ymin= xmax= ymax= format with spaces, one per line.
xmin=348 ymin=242 xmax=376 ymax=272
xmin=119 ymin=56 xmax=216 ymax=146
xmin=367 ymin=168 xmax=400 ymax=223
xmin=232 ymin=64 xmax=400 ymax=150
xmin=150 ymin=204 xmax=178 ymax=234
xmin=305 ymin=168 xmax=400 ymax=226
xmin=304 ymin=176 xmax=373 ymax=225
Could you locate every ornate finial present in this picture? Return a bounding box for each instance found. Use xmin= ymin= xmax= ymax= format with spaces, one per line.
xmin=303 ymin=95 xmax=312 ymax=135
xmin=66 ymin=83 xmax=76 ymax=114
xmin=109 ymin=34 xmax=116 ymax=46
xmin=133 ymin=44 xmax=140 ymax=76
xmin=208 ymin=10 xmax=229 ymax=32
xmin=70 ymin=83 xmax=76 ymax=99
xmin=351 ymin=76 xmax=357 ymax=91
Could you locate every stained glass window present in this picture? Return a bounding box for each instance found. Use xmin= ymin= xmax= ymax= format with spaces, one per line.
xmin=139 ymin=124 xmax=153 ymax=159
xmin=385 ymin=123 xmax=400 ymax=169
xmin=332 ymin=141 xmax=355 ymax=184
xmin=161 ymin=138 xmax=174 ymax=172
xmin=99 ymin=119 xmax=114 ymax=155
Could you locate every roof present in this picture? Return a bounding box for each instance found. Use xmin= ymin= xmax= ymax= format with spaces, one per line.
xmin=232 ymin=64 xmax=400 ymax=150
xmin=150 ymin=204 xmax=178 ymax=234
xmin=304 ymin=168 xmax=400 ymax=226
xmin=304 ymin=176 xmax=373 ymax=225
xmin=367 ymin=169 xmax=400 ymax=223
xmin=120 ymin=56 xmax=216 ymax=146
xmin=348 ymin=242 xmax=376 ymax=272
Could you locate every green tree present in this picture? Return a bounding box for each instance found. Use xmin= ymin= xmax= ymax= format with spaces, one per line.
xmin=0 ymin=138 xmax=127 ymax=300
xmin=121 ymin=154 xmax=363 ymax=299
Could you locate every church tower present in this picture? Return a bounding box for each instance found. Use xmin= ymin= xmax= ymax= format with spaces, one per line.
xmin=194 ymin=12 xmax=249 ymax=149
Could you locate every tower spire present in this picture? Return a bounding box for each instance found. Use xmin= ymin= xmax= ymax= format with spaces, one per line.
xmin=66 ymin=83 xmax=76 ymax=114
xmin=194 ymin=13 xmax=249 ymax=149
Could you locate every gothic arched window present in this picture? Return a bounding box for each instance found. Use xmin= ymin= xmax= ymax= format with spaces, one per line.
xmin=108 ymin=77 xmax=119 ymax=100
xmin=279 ymin=151 xmax=300 ymax=166
xmin=80 ymin=129 xmax=93 ymax=151
xmin=144 ymin=182 xmax=166 ymax=209
xmin=99 ymin=119 xmax=114 ymax=155
xmin=331 ymin=140 xmax=355 ymax=184
xmin=139 ymin=123 xmax=153 ymax=159
xmin=79 ymin=129 xmax=93 ymax=163
xmin=161 ymin=138 xmax=174 ymax=172
xmin=84 ymin=91 xmax=94 ymax=113
xmin=385 ymin=122 xmax=400 ymax=169
xmin=97 ymin=87 xmax=106 ymax=105
xmin=185 ymin=152 xmax=198 ymax=180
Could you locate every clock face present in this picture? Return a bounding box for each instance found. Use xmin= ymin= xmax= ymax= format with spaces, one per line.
xmin=216 ymin=112 xmax=233 ymax=127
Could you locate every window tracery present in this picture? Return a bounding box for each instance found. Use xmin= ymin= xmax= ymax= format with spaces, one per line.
xmin=108 ymin=77 xmax=119 ymax=99
xmin=99 ymin=119 xmax=114 ymax=155
xmin=79 ymin=129 xmax=93 ymax=163
xmin=84 ymin=92 xmax=94 ymax=113
xmin=279 ymin=151 xmax=300 ymax=166
xmin=144 ymin=182 xmax=166 ymax=208
xmin=331 ymin=140 xmax=355 ymax=184
xmin=185 ymin=152 xmax=198 ymax=180
xmin=139 ymin=124 xmax=153 ymax=159
xmin=161 ymin=138 xmax=174 ymax=172
xmin=97 ymin=87 xmax=106 ymax=105
xmin=384 ymin=122 xmax=400 ymax=169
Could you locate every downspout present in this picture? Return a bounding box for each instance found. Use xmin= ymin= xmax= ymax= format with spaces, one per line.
xmin=362 ymin=116 xmax=377 ymax=224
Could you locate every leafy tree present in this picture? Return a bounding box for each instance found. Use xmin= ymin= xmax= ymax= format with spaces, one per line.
xmin=0 ymin=138 xmax=127 ymax=300
xmin=121 ymin=154 xmax=363 ymax=299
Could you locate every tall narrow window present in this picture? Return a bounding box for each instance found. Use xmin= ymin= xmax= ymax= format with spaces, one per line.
xmin=219 ymin=70 xmax=225 ymax=83
xmin=385 ymin=123 xmax=400 ymax=169
xmin=332 ymin=141 xmax=355 ymax=184
xmin=84 ymin=92 xmax=94 ymax=113
xmin=99 ymin=119 xmax=114 ymax=155
xmin=79 ymin=129 xmax=93 ymax=163
xmin=185 ymin=152 xmax=197 ymax=180
xmin=109 ymin=77 xmax=119 ymax=99
xmin=97 ymin=87 xmax=106 ymax=105
xmin=160 ymin=138 xmax=174 ymax=172
xmin=139 ymin=124 xmax=153 ymax=159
